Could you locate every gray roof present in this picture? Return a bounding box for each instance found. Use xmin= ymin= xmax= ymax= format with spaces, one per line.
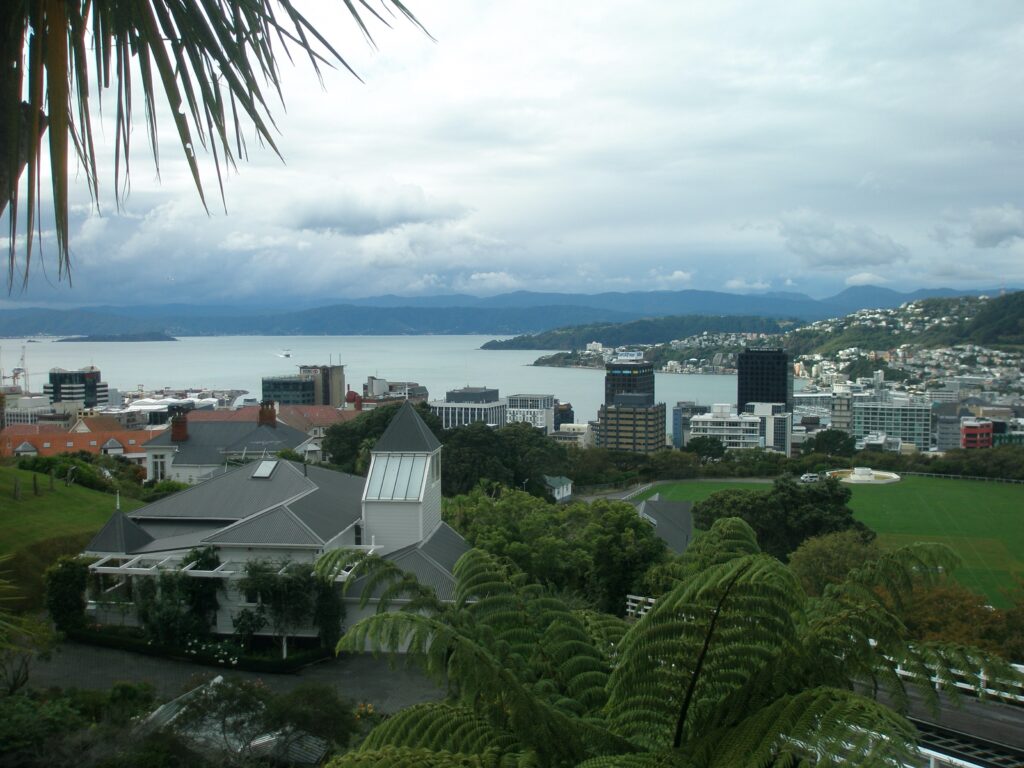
xmin=87 ymin=511 xmax=155 ymax=553
xmin=347 ymin=522 xmax=469 ymax=603
xmin=203 ymin=506 xmax=322 ymax=547
xmin=543 ymin=475 xmax=572 ymax=488
xmin=374 ymin=402 xmax=441 ymax=453
xmin=418 ymin=521 xmax=471 ymax=573
xmin=287 ymin=466 xmax=364 ymax=541
xmin=635 ymin=494 xmax=693 ymax=555
xmin=90 ymin=460 xmax=363 ymax=554
xmin=146 ymin=421 xmax=308 ymax=466
xmin=132 ymin=460 xmax=314 ymax=521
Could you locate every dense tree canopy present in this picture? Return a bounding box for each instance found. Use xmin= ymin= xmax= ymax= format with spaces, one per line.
xmin=692 ymin=476 xmax=873 ymax=561
xmin=801 ymin=428 xmax=856 ymax=457
xmin=443 ymin=487 xmax=667 ymax=614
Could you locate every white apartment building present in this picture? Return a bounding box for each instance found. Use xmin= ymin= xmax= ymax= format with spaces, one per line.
xmin=506 ymin=394 xmax=555 ymax=433
xmin=853 ymin=397 xmax=932 ymax=451
xmin=689 ymin=404 xmax=762 ymax=450
xmin=689 ymin=402 xmax=792 ymax=454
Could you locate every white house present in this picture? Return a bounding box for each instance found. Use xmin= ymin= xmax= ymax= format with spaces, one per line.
xmin=143 ymin=402 xmax=319 ymax=485
xmin=85 ymin=402 xmax=468 ymax=642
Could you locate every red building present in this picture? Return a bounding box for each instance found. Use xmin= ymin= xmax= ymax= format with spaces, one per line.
xmin=960 ymin=418 xmax=994 ymax=449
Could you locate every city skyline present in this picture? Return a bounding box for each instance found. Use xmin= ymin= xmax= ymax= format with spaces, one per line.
xmin=4 ymin=2 xmax=1023 ymax=307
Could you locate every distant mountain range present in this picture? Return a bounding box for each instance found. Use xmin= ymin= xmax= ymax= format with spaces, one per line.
xmin=0 ymin=286 xmax=1000 ymax=337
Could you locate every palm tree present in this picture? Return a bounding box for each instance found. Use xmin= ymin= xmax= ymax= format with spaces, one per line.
xmin=323 ymin=519 xmax=1017 ymax=768
xmin=1 ymin=0 xmax=425 ymax=287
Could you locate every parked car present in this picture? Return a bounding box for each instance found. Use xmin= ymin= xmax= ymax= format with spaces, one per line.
xmin=799 ymin=473 xmax=819 ymax=483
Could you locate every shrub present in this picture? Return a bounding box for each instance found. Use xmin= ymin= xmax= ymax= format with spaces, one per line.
xmin=43 ymin=557 xmax=89 ymax=632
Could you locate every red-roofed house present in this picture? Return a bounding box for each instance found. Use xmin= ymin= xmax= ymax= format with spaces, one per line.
xmin=1 ymin=427 xmax=157 ymax=465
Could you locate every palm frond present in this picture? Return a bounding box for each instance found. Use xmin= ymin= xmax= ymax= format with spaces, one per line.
xmin=4 ymin=0 xmax=427 ymax=287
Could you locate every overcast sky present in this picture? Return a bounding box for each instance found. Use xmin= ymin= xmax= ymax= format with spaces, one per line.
xmin=5 ymin=1 xmax=1024 ymax=307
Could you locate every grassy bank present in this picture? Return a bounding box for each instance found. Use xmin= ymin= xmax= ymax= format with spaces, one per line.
xmin=0 ymin=464 xmax=144 ymax=608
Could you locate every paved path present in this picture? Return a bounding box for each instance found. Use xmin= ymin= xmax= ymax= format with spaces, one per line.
xmin=579 ymin=477 xmax=776 ymax=503
xmin=29 ymin=641 xmax=444 ymax=712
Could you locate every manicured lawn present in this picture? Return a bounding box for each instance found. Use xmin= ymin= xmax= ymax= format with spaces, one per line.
xmin=643 ymin=476 xmax=1024 ymax=607
xmin=0 ymin=464 xmax=144 ymax=556
xmin=848 ymin=476 xmax=1023 ymax=608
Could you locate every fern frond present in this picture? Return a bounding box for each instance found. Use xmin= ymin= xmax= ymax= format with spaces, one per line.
xmin=834 ymin=542 xmax=961 ymax=611
xmin=573 ymin=751 xmax=695 ymax=768
xmin=327 ymin=746 xmax=525 ymax=768
xmin=606 ymin=554 xmax=801 ymax=751
xmin=361 ymin=703 xmax=519 ymax=755
xmin=338 ymin=612 xmax=632 ymax=765
xmin=695 ymin=687 xmax=918 ymax=768
xmin=577 ymin=610 xmax=629 ymax=661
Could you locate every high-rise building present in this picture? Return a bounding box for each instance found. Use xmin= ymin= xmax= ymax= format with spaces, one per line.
xmin=553 ymin=401 xmax=575 ymax=431
xmin=604 ymin=360 xmax=655 ymax=406
xmin=299 ymin=364 xmax=345 ymax=408
xmin=737 ymin=348 xmax=792 ymax=413
xmin=672 ymin=401 xmax=710 ymax=448
xmin=597 ymin=360 xmax=666 ymax=452
xmin=262 ymin=364 xmax=345 ymax=407
xmin=44 ymin=367 xmax=109 ymax=408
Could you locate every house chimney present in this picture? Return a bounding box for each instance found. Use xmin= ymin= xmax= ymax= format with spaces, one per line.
xmin=170 ymin=413 xmax=189 ymax=442
xmin=258 ymin=400 xmax=277 ymax=428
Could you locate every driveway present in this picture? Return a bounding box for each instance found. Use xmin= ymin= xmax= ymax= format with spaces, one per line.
xmin=29 ymin=641 xmax=444 ymax=711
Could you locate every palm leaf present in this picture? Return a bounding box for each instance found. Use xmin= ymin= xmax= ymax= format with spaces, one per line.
xmin=4 ymin=0 xmax=427 ymax=287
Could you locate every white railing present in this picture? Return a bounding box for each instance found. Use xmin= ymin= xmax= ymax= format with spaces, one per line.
xmin=624 ymin=594 xmax=1024 ymax=704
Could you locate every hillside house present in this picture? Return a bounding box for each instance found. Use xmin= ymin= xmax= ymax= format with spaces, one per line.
xmin=84 ymin=402 xmax=467 ymax=644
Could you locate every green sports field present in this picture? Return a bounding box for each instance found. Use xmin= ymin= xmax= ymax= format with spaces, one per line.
xmin=641 ymin=476 xmax=1024 ymax=607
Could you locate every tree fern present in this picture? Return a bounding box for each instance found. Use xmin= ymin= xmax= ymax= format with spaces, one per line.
xmin=606 ymin=554 xmax=801 ymax=751
xmin=693 ymin=687 xmax=919 ymax=768
xmin=326 ymin=746 xmax=527 ymax=768
xmin=338 ymin=611 xmax=629 ymax=765
xmin=360 ymin=703 xmax=520 ymax=755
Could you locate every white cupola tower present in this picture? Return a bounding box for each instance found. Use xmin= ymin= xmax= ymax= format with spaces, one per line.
xmin=360 ymin=402 xmax=442 ymax=554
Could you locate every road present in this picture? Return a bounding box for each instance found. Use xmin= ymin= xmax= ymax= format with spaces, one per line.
xmin=29 ymin=641 xmax=444 ymax=711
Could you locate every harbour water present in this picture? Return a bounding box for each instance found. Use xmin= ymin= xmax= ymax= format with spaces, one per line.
xmin=3 ymin=336 xmax=747 ymax=432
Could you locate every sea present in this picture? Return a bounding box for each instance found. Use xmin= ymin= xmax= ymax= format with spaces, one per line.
xmin=3 ymin=335 xmax=765 ymax=433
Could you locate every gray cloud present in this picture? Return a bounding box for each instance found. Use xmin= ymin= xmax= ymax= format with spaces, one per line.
xmin=778 ymin=209 xmax=910 ymax=269
xmin=967 ymin=204 xmax=1024 ymax=248
xmin=8 ymin=1 xmax=1024 ymax=304
xmin=292 ymin=185 xmax=467 ymax=236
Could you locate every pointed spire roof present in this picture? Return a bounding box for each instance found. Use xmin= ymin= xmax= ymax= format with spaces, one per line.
xmin=87 ymin=511 xmax=155 ymax=554
xmin=374 ymin=401 xmax=441 ymax=453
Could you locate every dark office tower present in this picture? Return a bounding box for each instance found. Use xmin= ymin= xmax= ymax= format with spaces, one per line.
xmin=44 ymin=367 xmax=109 ymax=408
xmin=604 ymin=360 xmax=655 ymax=406
xmin=597 ymin=359 xmax=665 ymax=453
xmin=737 ymin=348 xmax=793 ymax=413
xmin=554 ymin=400 xmax=575 ymax=430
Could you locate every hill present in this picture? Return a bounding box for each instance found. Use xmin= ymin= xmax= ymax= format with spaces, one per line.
xmin=0 ymin=464 xmax=144 ymax=609
xmin=965 ymin=291 xmax=1024 ymax=347
xmin=481 ymin=314 xmax=789 ymax=350
xmin=0 ymin=285 xmax=999 ymax=337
